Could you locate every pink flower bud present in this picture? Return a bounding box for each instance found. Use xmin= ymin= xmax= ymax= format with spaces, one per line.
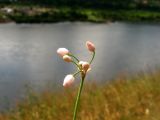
xmin=63 ymin=75 xmax=75 ymax=87
xmin=86 ymin=41 xmax=95 ymax=52
xmin=79 ymin=61 xmax=85 ymax=66
xmin=87 ymin=67 xmax=91 ymax=72
xmin=63 ymin=55 xmax=72 ymax=62
xmin=57 ymin=48 xmax=69 ymax=57
xmin=79 ymin=61 xmax=91 ymax=73
xmin=82 ymin=62 xmax=90 ymax=72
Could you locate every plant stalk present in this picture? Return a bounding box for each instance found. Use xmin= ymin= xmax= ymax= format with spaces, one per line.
xmin=68 ymin=53 xmax=79 ymax=62
xmin=73 ymin=73 xmax=85 ymax=120
xmin=89 ymin=51 xmax=95 ymax=64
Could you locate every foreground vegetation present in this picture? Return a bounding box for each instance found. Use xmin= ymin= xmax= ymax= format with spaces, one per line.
xmin=0 ymin=70 xmax=160 ymax=120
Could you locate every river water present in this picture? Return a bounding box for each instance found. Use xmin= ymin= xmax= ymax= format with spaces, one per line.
xmin=0 ymin=22 xmax=160 ymax=110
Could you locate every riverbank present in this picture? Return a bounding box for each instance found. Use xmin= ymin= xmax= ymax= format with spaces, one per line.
xmin=1 ymin=6 xmax=160 ymax=23
xmin=0 ymin=70 xmax=160 ymax=120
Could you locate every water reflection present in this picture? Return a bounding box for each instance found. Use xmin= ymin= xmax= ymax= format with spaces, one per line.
xmin=0 ymin=22 xmax=160 ymax=110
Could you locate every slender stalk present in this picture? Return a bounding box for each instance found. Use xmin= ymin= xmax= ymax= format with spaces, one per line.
xmin=72 ymin=61 xmax=80 ymax=69
xmin=73 ymin=71 xmax=81 ymax=77
xmin=89 ymin=51 xmax=95 ymax=64
xmin=73 ymin=73 xmax=85 ymax=120
xmin=68 ymin=53 xmax=79 ymax=62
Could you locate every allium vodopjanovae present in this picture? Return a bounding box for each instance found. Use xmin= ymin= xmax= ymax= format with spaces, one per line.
xmin=57 ymin=41 xmax=95 ymax=120
xmin=86 ymin=41 xmax=95 ymax=52
xmin=63 ymin=55 xmax=72 ymax=62
xmin=79 ymin=61 xmax=90 ymax=73
xmin=57 ymin=48 xmax=69 ymax=57
xmin=63 ymin=74 xmax=75 ymax=87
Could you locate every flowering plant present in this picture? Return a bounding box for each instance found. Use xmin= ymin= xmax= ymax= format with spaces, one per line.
xmin=57 ymin=41 xmax=95 ymax=120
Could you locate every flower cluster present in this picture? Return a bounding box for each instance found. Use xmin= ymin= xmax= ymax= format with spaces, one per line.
xmin=57 ymin=41 xmax=95 ymax=87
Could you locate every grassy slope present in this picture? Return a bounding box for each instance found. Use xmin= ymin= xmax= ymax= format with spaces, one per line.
xmin=0 ymin=71 xmax=160 ymax=120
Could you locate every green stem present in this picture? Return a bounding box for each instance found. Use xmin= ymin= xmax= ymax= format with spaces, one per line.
xmin=68 ymin=53 xmax=79 ymax=62
xmin=72 ymin=61 xmax=80 ymax=69
xmin=73 ymin=74 xmax=85 ymax=120
xmin=73 ymin=71 xmax=81 ymax=77
xmin=89 ymin=51 xmax=95 ymax=64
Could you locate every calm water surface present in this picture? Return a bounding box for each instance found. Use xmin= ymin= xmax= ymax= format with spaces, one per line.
xmin=0 ymin=22 xmax=160 ymax=110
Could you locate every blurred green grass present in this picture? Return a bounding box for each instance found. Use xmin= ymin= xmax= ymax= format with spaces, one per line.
xmin=0 ymin=70 xmax=160 ymax=120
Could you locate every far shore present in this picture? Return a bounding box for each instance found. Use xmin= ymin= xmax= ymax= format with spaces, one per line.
xmin=1 ymin=5 xmax=160 ymax=23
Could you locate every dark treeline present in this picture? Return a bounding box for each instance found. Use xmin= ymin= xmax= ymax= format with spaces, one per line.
xmin=1 ymin=0 xmax=160 ymax=10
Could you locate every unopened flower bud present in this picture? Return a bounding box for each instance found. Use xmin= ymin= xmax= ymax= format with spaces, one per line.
xmin=86 ymin=41 xmax=95 ymax=52
xmin=57 ymin=48 xmax=69 ymax=57
xmin=82 ymin=62 xmax=90 ymax=72
xmin=79 ymin=61 xmax=90 ymax=73
xmin=87 ymin=67 xmax=91 ymax=72
xmin=63 ymin=55 xmax=72 ymax=62
xmin=79 ymin=61 xmax=85 ymax=66
xmin=63 ymin=74 xmax=75 ymax=87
